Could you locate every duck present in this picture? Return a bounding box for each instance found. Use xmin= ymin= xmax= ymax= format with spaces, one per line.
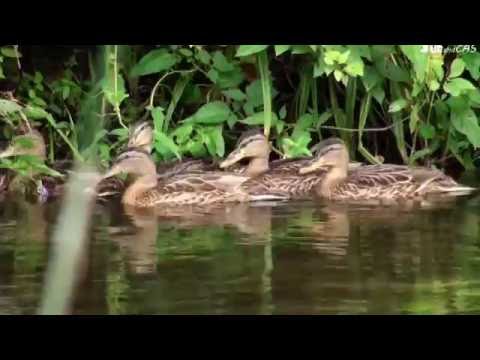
xmin=127 ymin=121 xmax=217 ymax=179
xmin=219 ymin=129 xmax=363 ymax=199
xmin=0 ymin=126 xmax=123 ymax=201
xmin=125 ymin=122 xmax=273 ymax=179
xmin=101 ymin=148 xmax=256 ymax=207
xmin=298 ymin=137 xmax=476 ymax=204
xmin=0 ymin=128 xmax=57 ymax=201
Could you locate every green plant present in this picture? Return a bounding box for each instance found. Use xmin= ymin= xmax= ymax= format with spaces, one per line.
xmin=1 ymin=45 xmax=479 ymax=175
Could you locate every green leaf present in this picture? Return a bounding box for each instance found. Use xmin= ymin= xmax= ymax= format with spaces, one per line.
xmin=241 ymin=111 xmax=279 ymax=125
xmin=274 ymin=45 xmax=291 ymax=56
xmin=154 ymin=131 xmax=181 ymax=160
xmin=410 ymin=146 xmax=436 ymax=163
xmin=214 ymin=68 xmax=245 ymax=89
xmin=371 ymin=86 xmax=385 ymax=105
xmin=182 ymin=84 xmax=203 ymax=104
xmin=344 ymin=60 xmax=364 ymax=77
xmin=197 ymin=128 xmax=216 ymax=157
xmin=13 ymin=137 xmax=35 ymax=149
xmin=246 ymin=79 xmax=265 ymax=108
xmin=362 ymin=66 xmax=382 ymax=91
xmin=222 ymin=89 xmax=246 ymax=101
xmin=444 ymin=78 xmax=476 ymax=97
xmin=236 ymin=45 xmax=269 ymax=57
xmin=207 ymin=68 xmax=219 ymax=83
xmin=449 ymin=58 xmax=465 ymax=78
xmin=102 ymin=74 xmax=128 ymax=107
xmin=62 ymin=86 xmax=70 ymax=100
xmin=226 ymin=112 xmax=238 ymax=129
xmin=333 ymin=69 xmax=344 ymax=82
xmin=434 ymin=100 xmax=449 ymax=129
xmin=467 ymin=89 xmax=480 ymax=108
xmin=374 ymin=56 xmax=410 ymax=83
xmin=428 ymin=79 xmax=440 ymax=91
xmin=337 ymin=50 xmax=350 ymax=64
xmin=317 ymin=111 xmax=332 ymax=126
xmin=178 ymin=48 xmax=193 ymax=57
xmin=447 ymin=96 xmax=469 ymax=113
xmin=0 ymin=99 xmax=22 ymax=116
xmin=419 ymin=123 xmax=435 ymax=140
xmin=130 ymin=49 xmax=178 ymax=77
xmin=313 ymin=57 xmax=326 ymax=78
xmin=210 ymin=126 xmax=225 ymax=157
xmin=31 ymin=96 xmax=47 ymax=108
xmin=24 ymin=105 xmax=49 ymax=120
xmin=281 ymin=132 xmax=312 ymax=157
xmin=151 ymin=107 xmax=165 ymax=132
xmin=243 ymin=101 xmax=255 ymax=116
xmin=451 ymin=106 xmax=480 ymax=148
xmin=182 ymin=137 xmax=206 ymax=158
xmin=110 ymin=128 xmax=129 ymax=138
xmin=292 ymin=114 xmax=314 ymax=139
xmin=187 ymin=101 xmax=231 ymax=124
xmin=462 ymin=52 xmax=480 ymax=80
xmin=213 ymin=51 xmax=234 ymax=72
xmin=428 ymin=56 xmax=444 ymax=83
xmin=1 ymin=47 xmax=20 ymax=58
xmin=291 ymin=45 xmax=312 ymax=54
xmin=400 ymin=45 xmax=428 ymax=82
xmin=348 ymin=45 xmax=372 ymax=61
xmin=279 ymin=105 xmax=287 ymax=120
xmin=325 ymin=50 xmax=341 ymax=65
xmin=409 ymin=105 xmax=420 ymax=133
xmin=388 ymin=98 xmax=408 ymax=113
xmin=275 ymin=119 xmax=285 ymax=134
xmin=196 ymin=49 xmax=211 ymax=65
xmin=171 ymin=124 xmax=193 ymax=144
xmin=34 ymin=71 xmax=43 ymax=84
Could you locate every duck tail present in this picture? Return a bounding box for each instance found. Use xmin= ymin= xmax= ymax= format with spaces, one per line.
xmin=438 ymin=185 xmax=477 ymax=195
xmin=248 ymin=193 xmax=290 ymax=202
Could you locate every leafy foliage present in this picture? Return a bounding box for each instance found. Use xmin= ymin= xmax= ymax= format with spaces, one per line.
xmin=1 ymin=44 xmax=480 ymax=174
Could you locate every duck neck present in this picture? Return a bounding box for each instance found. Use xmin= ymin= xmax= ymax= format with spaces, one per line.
xmin=245 ymin=156 xmax=269 ymax=177
xmin=122 ymin=174 xmax=158 ymax=207
xmin=318 ymin=166 xmax=348 ymax=199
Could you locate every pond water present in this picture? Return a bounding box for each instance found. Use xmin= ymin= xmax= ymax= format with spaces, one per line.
xmin=1 ymin=174 xmax=480 ymax=315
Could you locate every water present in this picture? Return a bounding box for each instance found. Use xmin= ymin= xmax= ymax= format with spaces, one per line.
xmin=2 ymin=183 xmax=480 ymax=314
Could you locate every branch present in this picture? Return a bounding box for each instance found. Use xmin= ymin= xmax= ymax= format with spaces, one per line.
xmin=319 ymin=115 xmax=409 ymax=133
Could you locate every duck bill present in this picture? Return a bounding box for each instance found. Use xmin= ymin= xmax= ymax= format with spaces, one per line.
xmin=219 ymin=149 xmax=245 ymax=169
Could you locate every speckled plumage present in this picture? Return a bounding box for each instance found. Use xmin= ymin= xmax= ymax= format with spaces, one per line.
xmin=299 ymin=138 xmax=476 ymax=203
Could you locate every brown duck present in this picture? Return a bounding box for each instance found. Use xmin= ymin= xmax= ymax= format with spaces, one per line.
xmin=298 ymin=137 xmax=476 ymax=204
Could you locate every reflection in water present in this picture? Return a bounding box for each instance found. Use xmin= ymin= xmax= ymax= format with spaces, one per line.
xmin=1 ymin=190 xmax=480 ymax=314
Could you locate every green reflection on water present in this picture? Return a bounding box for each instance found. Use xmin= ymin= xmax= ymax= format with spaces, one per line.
xmin=2 ymin=190 xmax=480 ymax=314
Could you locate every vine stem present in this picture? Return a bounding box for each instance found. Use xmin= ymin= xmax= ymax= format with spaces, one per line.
xmin=113 ymin=45 xmax=127 ymax=129
xmin=13 ymin=45 xmax=21 ymax=71
xmin=148 ymin=70 xmax=195 ymax=109
xmin=320 ymin=116 xmax=409 ymax=132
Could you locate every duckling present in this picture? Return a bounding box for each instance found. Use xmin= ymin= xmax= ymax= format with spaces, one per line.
xmin=0 ymin=128 xmax=47 ymax=159
xmin=102 ymin=149 xmax=255 ymax=207
xmin=127 ymin=121 xmax=216 ymax=178
xmin=0 ymin=127 xmax=121 ymax=201
xmin=125 ymin=122 xmax=272 ymax=179
xmin=0 ymin=128 xmax=52 ymax=200
xmin=298 ymin=138 xmax=476 ymax=204
xmin=217 ymin=130 xmax=330 ymax=199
